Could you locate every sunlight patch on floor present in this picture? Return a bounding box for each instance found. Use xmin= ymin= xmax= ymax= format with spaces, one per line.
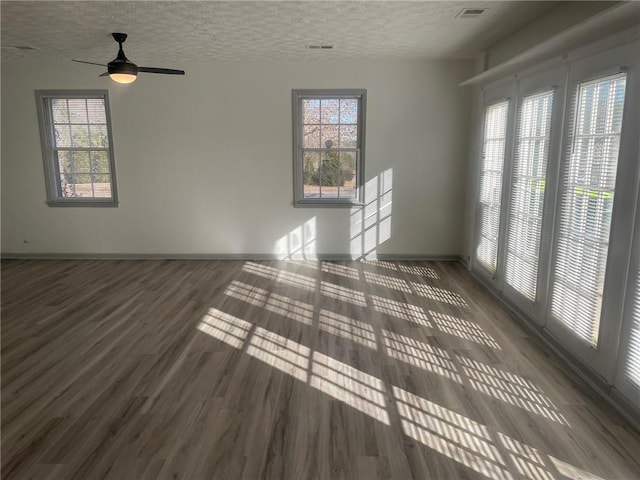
xmin=497 ymin=433 xmax=554 ymax=480
xmin=319 ymin=309 xmax=377 ymax=349
xmin=243 ymin=262 xmax=316 ymax=292
xmin=393 ymin=386 xmax=513 ymax=480
xmin=197 ymin=308 xmax=253 ymax=349
xmin=398 ymin=264 xmax=440 ymax=279
xmin=548 ymin=455 xmax=606 ymax=480
xmin=266 ymin=293 xmax=314 ymax=326
xmin=364 ymin=270 xmax=412 ymax=293
xmin=430 ymin=310 xmax=502 ymax=350
xmin=321 ymin=281 xmax=367 ymax=307
xmin=412 ymin=283 xmax=469 ymax=309
xmin=382 ymin=329 xmax=462 ymax=383
xmin=311 ymin=351 xmax=390 ymax=425
xmin=370 ymin=294 xmax=431 ymax=327
xmin=246 ymin=327 xmax=310 ymax=382
xmin=457 ymin=355 xmax=570 ymax=426
xmin=224 ymin=280 xmax=269 ymax=307
xmin=321 ymin=262 xmax=360 ymax=279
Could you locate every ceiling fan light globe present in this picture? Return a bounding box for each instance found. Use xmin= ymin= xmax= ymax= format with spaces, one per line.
xmin=109 ymin=73 xmax=137 ymax=84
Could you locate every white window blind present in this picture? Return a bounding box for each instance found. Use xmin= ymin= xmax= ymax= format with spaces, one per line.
xmin=505 ymin=90 xmax=554 ymax=301
xmin=624 ymin=265 xmax=640 ymax=389
xmin=551 ymin=73 xmax=627 ymax=346
xmin=477 ymin=100 xmax=509 ymax=273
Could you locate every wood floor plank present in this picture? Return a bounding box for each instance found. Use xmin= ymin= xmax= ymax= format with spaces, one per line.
xmin=2 ymin=259 xmax=639 ymax=479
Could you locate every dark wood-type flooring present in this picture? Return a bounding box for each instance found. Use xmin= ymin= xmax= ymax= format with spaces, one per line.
xmin=2 ymin=259 xmax=639 ymax=479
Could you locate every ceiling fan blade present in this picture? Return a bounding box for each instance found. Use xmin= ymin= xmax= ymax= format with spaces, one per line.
xmin=99 ymin=72 xmax=110 ymax=77
xmin=73 ymin=59 xmax=107 ymax=67
xmin=138 ymin=67 xmax=185 ymax=75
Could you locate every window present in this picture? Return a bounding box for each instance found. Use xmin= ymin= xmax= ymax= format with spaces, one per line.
xmin=504 ymin=90 xmax=554 ymax=301
xmin=550 ymin=73 xmax=626 ymax=346
xmin=623 ymin=264 xmax=640 ymax=389
xmin=35 ymin=90 xmax=118 ymax=206
xmin=292 ymin=89 xmax=366 ymax=206
xmin=476 ymin=100 xmax=509 ymax=273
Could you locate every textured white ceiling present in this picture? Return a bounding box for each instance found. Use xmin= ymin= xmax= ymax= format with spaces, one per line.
xmin=2 ymin=1 xmax=559 ymax=65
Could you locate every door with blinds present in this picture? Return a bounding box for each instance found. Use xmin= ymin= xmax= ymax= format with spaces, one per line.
xmin=502 ymin=69 xmax=564 ymax=318
xmin=616 ymin=198 xmax=640 ymax=408
xmin=547 ymin=45 xmax=638 ymax=378
xmin=474 ymin=84 xmax=514 ymax=277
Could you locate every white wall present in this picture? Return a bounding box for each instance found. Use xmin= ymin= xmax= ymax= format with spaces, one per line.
xmin=1 ymin=58 xmax=473 ymax=257
xmin=485 ymin=1 xmax=616 ymax=69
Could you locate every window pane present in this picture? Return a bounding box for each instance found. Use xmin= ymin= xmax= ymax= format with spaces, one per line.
xmin=340 ymin=99 xmax=358 ymax=123
xmin=72 ymin=151 xmax=90 ymax=173
xmin=551 ymin=73 xmax=626 ymax=347
xmin=339 ymin=152 xmax=357 ymax=199
xmin=90 ymin=151 xmax=109 ymax=173
xmin=303 ymin=152 xmax=320 ymax=198
xmin=321 ymin=125 xmax=339 ymax=148
xmin=59 ymin=174 xmax=76 ymax=197
xmin=67 ymin=99 xmax=88 ymax=123
xmin=319 ymin=150 xmax=342 ymax=198
xmin=505 ymin=90 xmax=554 ymax=301
xmin=340 ymin=124 xmax=357 ymax=148
xmin=476 ymin=100 xmax=509 ymax=273
xmin=56 ymin=151 xmax=72 ymax=176
xmin=86 ymin=99 xmax=106 ymax=124
xmin=73 ymin=173 xmax=93 ymax=197
xmin=303 ymin=99 xmax=320 ymax=124
xmin=92 ymin=174 xmax=112 ymax=198
xmin=89 ymin=124 xmax=109 ymax=148
xmin=321 ymin=99 xmax=339 ymax=124
xmin=54 ymin=124 xmax=71 ymax=147
xmin=52 ymin=99 xmax=69 ymax=123
xmin=304 ymin=125 xmax=320 ymax=148
xmin=71 ymin=124 xmax=89 ymax=147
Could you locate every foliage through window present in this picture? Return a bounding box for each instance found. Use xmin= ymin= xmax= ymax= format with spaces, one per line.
xmin=293 ymin=90 xmax=366 ymax=206
xmin=35 ymin=90 xmax=118 ymax=206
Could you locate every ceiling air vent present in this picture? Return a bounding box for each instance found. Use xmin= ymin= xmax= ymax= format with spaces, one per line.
xmin=456 ymin=8 xmax=486 ymax=19
xmin=1 ymin=45 xmax=37 ymax=50
xmin=306 ymin=45 xmax=334 ymax=50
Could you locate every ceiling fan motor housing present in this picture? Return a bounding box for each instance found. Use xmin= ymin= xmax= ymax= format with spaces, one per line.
xmin=108 ymin=59 xmax=137 ymax=76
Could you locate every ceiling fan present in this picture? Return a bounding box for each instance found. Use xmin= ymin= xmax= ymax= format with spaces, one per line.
xmin=73 ymin=33 xmax=185 ymax=84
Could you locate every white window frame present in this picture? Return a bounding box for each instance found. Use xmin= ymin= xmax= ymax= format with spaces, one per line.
xmin=615 ymin=190 xmax=640 ymax=407
xmin=35 ymin=90 xmax=119 ymax=207
xmin=546 ymin=44 xmax=638 ymax=379
xmin=501 ymin=67 xmax=566 ymax=321
xmin=472 ymin=80 xmax=516 ymax=279
xmin=471 ymin=38 xmax=638 ymax=382
xmin=292 ymin=89 xmax=366 ymax=207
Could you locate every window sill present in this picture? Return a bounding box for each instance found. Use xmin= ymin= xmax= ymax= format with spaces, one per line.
xmin=293 ymin=201 xmax=364 ymax=208
xmin=46 ymin=200 xmax=119 ymax=208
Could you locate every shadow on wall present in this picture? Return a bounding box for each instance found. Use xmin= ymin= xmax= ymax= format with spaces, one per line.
xmin=273 ymin=168 xmax=393 ymax=260
xmin=275 ymin=217 xmax=317 ymax=259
